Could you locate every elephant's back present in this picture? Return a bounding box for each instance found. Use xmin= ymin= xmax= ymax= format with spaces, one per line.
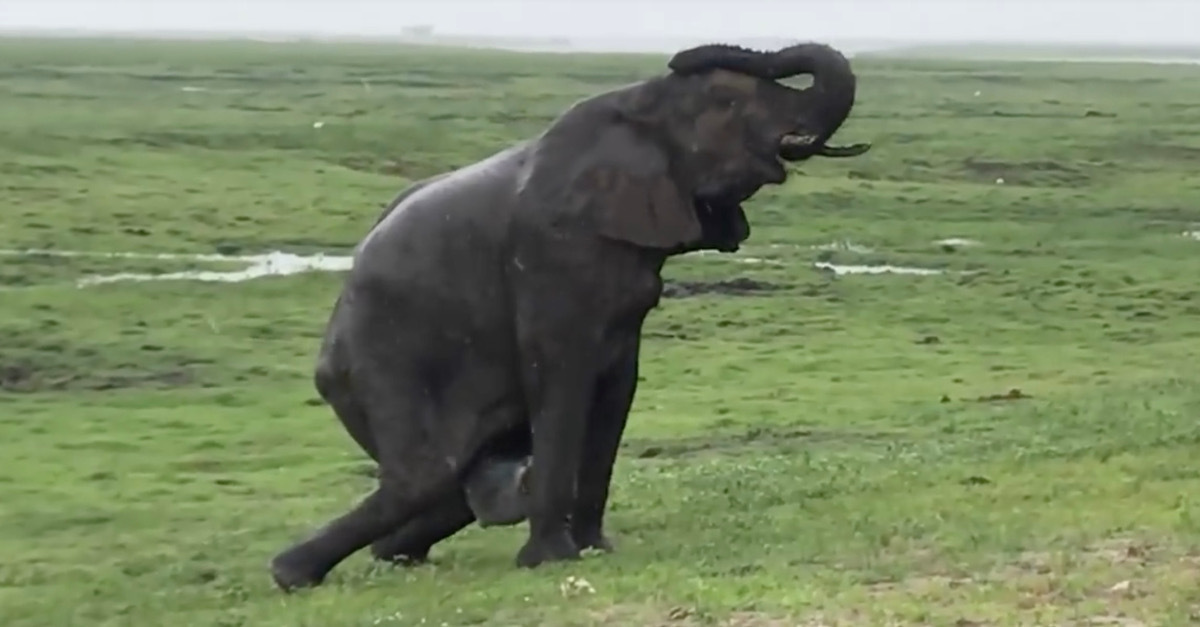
xmin=340 ymin=144 xmax=524 ymax=366
xmin=353 ymin=144 xmax=527 ymax=280
xmin=370 ymin=143 xmax=527 ymax=237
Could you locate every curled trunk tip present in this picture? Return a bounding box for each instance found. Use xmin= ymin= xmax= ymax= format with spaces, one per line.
xmin=668 ymin=44 xmax=786 ymax=79
xmin=667 ymin=41 xmax=851 ymax=82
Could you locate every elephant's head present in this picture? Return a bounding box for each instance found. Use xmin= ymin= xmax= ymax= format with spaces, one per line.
xmin=661 ymin=42 xmax=871 ymax=195
xmin=559 ymin=42 xmax=870 ymax=253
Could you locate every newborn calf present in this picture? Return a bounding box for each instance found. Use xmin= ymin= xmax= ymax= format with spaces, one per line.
xmin=463 ymin=451 xmax=531 ymax=527
xmin=366 ymin=432 xmax=534 ymax=565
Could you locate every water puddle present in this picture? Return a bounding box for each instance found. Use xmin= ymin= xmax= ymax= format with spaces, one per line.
xmin=0 ymin=248 xmax=234 ymax=262
xmin=692 ymin=250 xmax=783 ymax=265
xmin=78 ymin=252 xmax=352 ymax=286
xmin=934 ymin=237 xmax=981 ymax=247
xmin=0 ymin=248 xmax=353 ymax=287
xmin=3 ymin=248 xmax=957 ymax=287
xmin=810 ymin=240 xmax=875 ymax=254
xmin=804 ymin=240 xmax=949 ymax=275
xmin=720 ymin=256 xmax=779 ymax=265
xmin=813 ymin=262 xmax=946 ymax=276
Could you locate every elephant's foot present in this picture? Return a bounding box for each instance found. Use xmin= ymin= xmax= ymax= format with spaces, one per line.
xmin=366 ymin=489 xmax=476 ymax=567
xmin=516 ymin=529 xmax=580 ymax=568
xmin=369 ymin=543 xmax=430 ymax=567
xmin=269 ymin=548 xmax=328 ymax=592
xmin=572 ymin=526 xmax=615 ymax=553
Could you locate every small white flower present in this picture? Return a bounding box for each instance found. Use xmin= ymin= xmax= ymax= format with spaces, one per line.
xmin=559 ymin=575 xmax=596 ymax=597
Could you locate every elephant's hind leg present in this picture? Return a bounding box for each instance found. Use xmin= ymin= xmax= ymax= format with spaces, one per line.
xmin=369 ymin=488 xmax=476 ymax=565
xmin=270 ymin=486 xmax=412 ymax=591
xmin=315 ymin=344 xmax=379 ymax=461
xmin=370 ymin=404 xmax=530 ymax=564
xmin=269 ymin=379 xmax=454 ymax=591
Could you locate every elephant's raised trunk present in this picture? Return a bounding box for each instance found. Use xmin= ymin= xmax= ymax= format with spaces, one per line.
xmin=668 ymin=42 xmax=870 ymax=158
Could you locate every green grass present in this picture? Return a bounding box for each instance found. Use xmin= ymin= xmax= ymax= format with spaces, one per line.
xmin=862 ymin=42 xmax=1200 ymax=61
xmin=3 ymin=36 xmax=1200 ymax=626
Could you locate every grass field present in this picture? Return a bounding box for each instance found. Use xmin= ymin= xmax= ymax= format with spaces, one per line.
xmin=861 ymin=42 xmax=1200 ymax=62
xmin=3 ymin=37 xmax=1200 ymax=626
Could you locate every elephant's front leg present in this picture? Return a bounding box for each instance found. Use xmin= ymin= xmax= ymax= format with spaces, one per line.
xmin=571 ymin=338 xmax=640 ymax=553
xmin=514 ymin=325 xmax=601 ymax=568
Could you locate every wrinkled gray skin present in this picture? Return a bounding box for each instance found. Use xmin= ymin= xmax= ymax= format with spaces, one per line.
xmin=269 ymin=41 xmax=871 ymax=591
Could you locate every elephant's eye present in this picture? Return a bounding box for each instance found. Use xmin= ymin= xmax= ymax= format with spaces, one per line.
xmin=710 ymin=89 xmax=741 ymax=111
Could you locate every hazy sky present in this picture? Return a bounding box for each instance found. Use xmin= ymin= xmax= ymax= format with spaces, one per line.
xmin=2 ymin=0 xmax=1197 ymax=46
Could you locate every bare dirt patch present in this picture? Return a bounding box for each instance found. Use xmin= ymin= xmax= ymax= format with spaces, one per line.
xmin=624 ymin=426 xmax=898 ymax=460
xmin=972 ymin=388 xmax=1032 ymax=403
xmin=0 ymin=332 xmax=208 ymax=393
xmin=661 ymin=278 xmax=788 ymax=298
xmin=589 ymin=604 xmax=804 ymax=627
xmin=961 ymin=157 xmax=1092 ymax=187
xmin=861 ymin=538 xmax=1200 ymax=626
xmin=334 ymin=155 xmax=444 ymax=179
xmin=0 ymin=356 xmax=197 ymax=393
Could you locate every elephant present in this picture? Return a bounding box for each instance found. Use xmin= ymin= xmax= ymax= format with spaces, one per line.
xmin=365 ymin=425 xmax=535 ymax=569
xmin=462 ymin=445 xmax=532 ymax=529
xmin=269 ymin=41 xmax=871 ymax=591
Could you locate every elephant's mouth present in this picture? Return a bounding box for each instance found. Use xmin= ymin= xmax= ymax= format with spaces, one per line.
xmin=777 ymin=133 xmax=872 ymax=162
xmin=688 ymin=130 xmax=872 ymax=253
xmin=691 ymin=195 xmax=750 ymax=253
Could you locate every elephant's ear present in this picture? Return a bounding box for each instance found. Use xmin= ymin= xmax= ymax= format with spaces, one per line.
xmin=586 ymin=163 xmax=701 ymax=250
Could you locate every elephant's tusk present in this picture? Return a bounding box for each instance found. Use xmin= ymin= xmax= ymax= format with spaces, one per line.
xmin=817 ymin=142 xmax=872 ymax=158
